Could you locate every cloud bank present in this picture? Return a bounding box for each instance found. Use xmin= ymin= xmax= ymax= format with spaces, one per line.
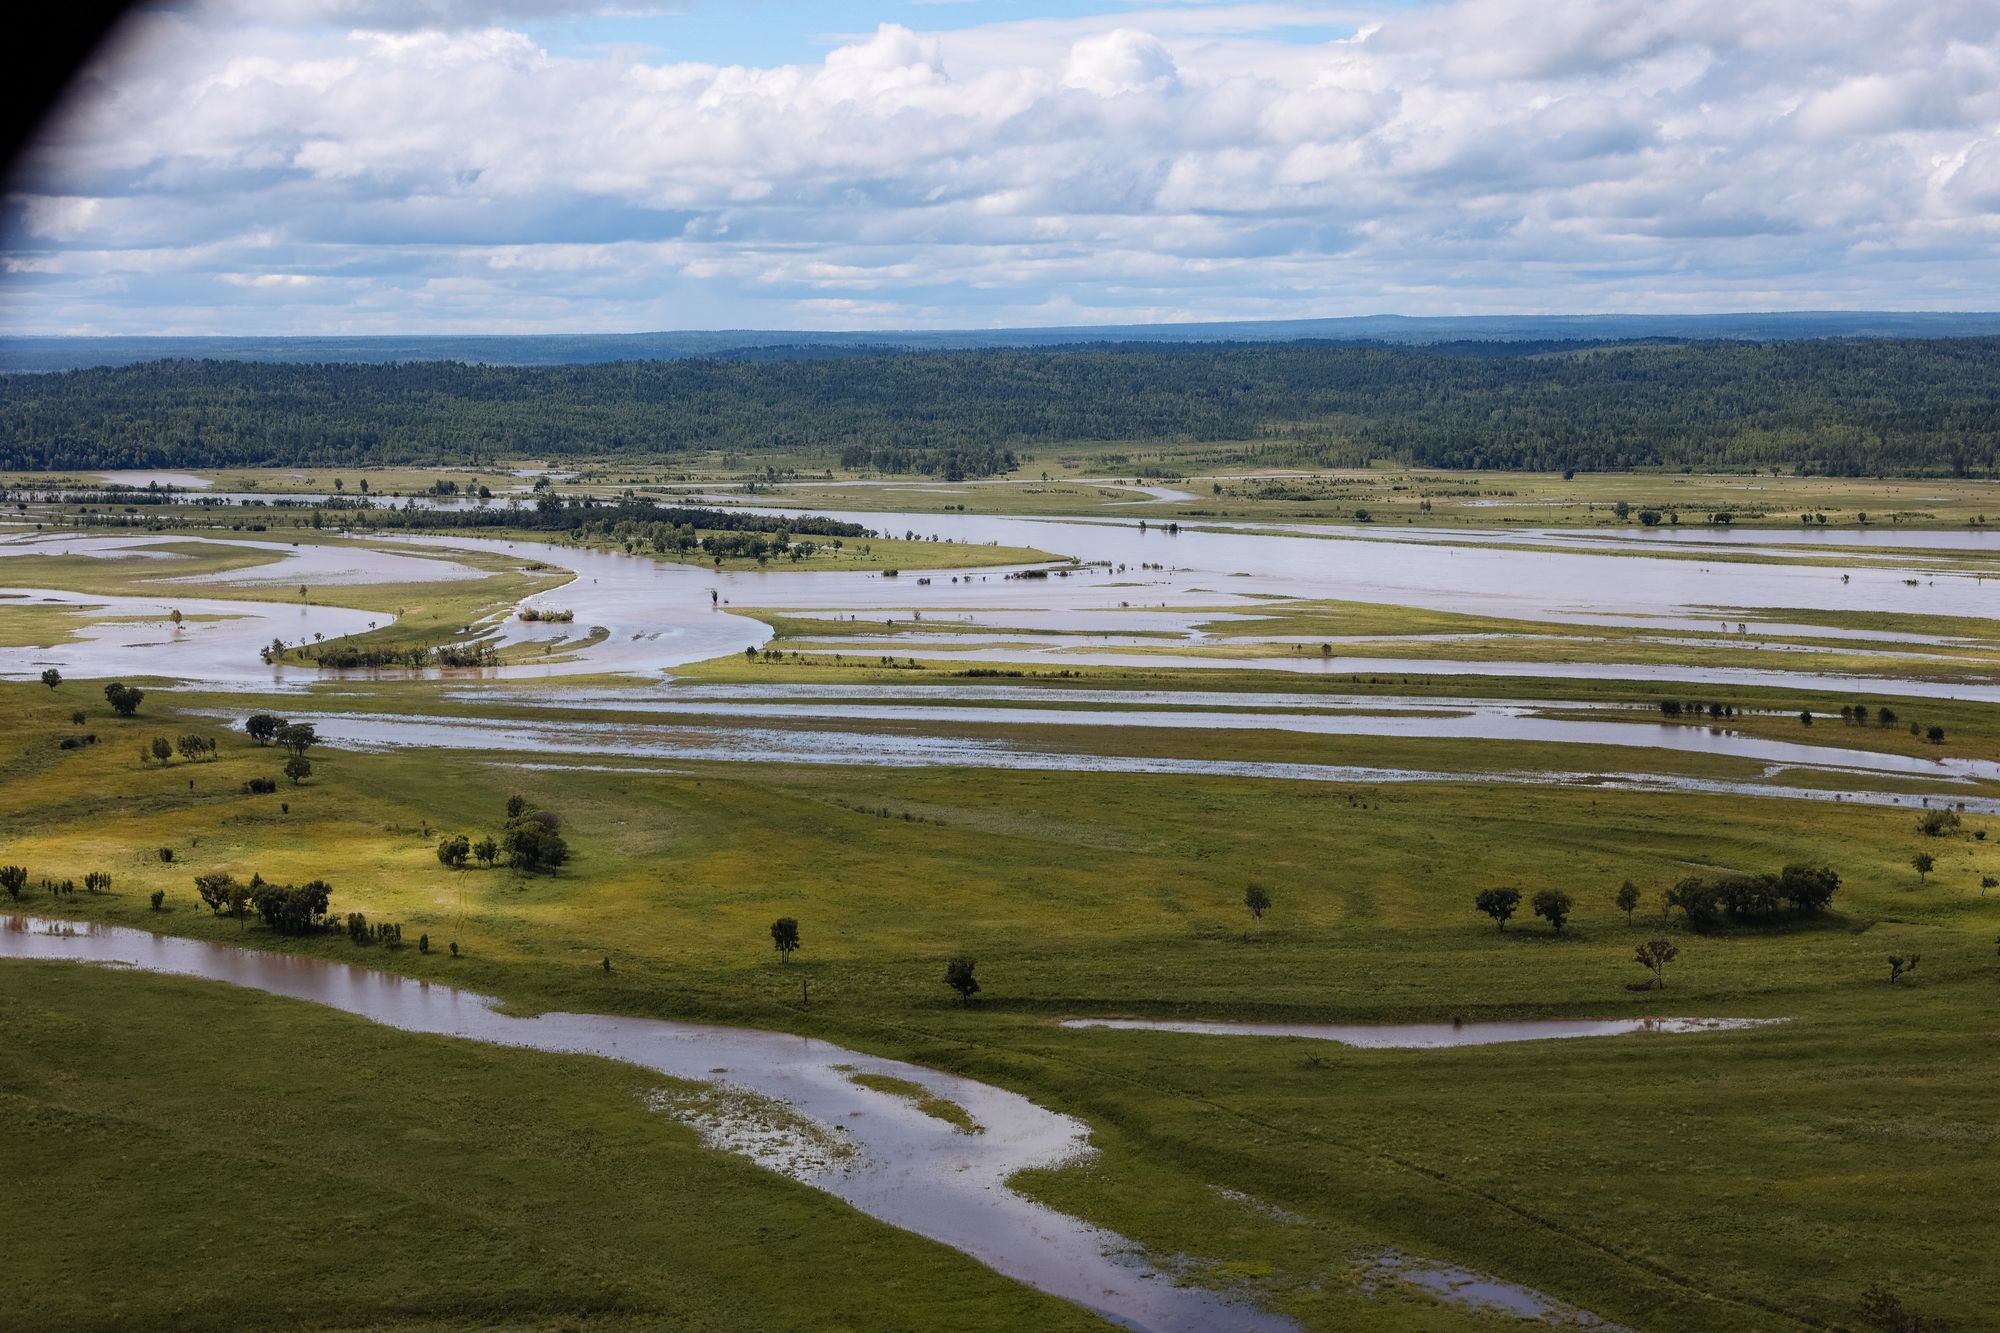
xmin=4 ymin=0 xmax=1998 ymax=333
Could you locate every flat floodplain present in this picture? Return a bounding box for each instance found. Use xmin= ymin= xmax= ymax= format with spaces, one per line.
xmin=2 ymin=467 xmax=1998 ymax=1332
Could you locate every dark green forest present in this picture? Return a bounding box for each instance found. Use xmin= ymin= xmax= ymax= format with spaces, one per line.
xmin=2 ymin=338 xmax=1996 ymax=476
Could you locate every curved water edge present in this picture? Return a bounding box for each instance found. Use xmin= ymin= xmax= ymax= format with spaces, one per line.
xmin=1059 ymin=1016 xmax=1789 ymax=1049
xmin=3 ymin=506 xmax=1997 ymax=693
xmin=0 ymin=916 xmax=1291 ymax=1333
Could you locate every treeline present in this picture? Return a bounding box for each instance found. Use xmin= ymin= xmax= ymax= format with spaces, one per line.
xmin=836 ymin=444 xmax=1018 ymax=480
xmin=3 ymin=338 xmax=1999 ymax=475
xmin=359 ymin=497 xmax=874 ymax=539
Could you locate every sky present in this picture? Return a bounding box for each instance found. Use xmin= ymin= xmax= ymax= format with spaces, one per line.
xmin=2 ymin=0 xmax=1997 ymax=334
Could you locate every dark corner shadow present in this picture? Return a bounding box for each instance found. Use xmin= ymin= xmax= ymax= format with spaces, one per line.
xmin=2 ymin=3 xmax=137 ymax=188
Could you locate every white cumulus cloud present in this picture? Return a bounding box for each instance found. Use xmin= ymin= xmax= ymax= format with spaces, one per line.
xmin=2 ymin=0 xmax=1997 ymax=333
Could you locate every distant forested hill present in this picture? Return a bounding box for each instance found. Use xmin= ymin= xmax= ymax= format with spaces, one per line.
xmin=2 ymin=338 xmax=1996 ymax=477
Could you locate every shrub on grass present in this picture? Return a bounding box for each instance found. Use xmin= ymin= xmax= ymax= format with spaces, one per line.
xmin=944 ymin=956 xmax=980 ymax=1005
xmin=771 ymin=917 xmax=801 ymax=963
xmin=1474 ymin=887 xmax=1521 ymax=931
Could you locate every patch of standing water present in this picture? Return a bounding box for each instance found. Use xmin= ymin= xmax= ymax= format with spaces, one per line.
xmin=1057 ymin=1016 xmax=1788 ymax=1048
xmin=94 ymin=470 xmax=214 ymax=490
xmin=213 ymin=708 xmax=2000 ymax=813
xmin=1359 ymin=1249 xmax=1634 ymax=1329
xmin=0 ymin=917 xmax=1292 ymax=1333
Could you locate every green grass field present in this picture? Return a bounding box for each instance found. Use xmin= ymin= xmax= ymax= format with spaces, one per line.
xmin=0 ymin=962 xmax=1099 ymax=1333
xmin=17 ymin=459 xmax=2000 ymax=531
xmin=3 ymin=674 xmax=1997 ymax=1331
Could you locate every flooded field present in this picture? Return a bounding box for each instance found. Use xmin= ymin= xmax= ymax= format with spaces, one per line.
xmin=1 ymin=916 xmax=1288 ymax=1333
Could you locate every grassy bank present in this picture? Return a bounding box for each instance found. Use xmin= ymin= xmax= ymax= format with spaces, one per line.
xmin=0 ymin=962 xmax=1100 ymax=1333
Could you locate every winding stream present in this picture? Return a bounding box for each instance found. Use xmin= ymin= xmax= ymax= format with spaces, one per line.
xmin=0 ymin=916 xmax=1290 ymax=1333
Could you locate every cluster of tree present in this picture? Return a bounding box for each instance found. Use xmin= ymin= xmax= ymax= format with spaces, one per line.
xmin=191 ymin=869 xmax=329 ymax=933
xmin=243 ymin=714 xmax=318 ymax=783
xmin=141 ymin=734 xmax=218 ymax=765
xmin=1659 ymin=700 xmax=1736 ymax=720
xmin=517 ymin=606 xmax=574 ymax=623
xmin=345 ymin=912 xmax=404 ymax=947
xmin=437 ymin=795 xmax=569 ymax=873
xmin=1473 ymin=887 xmax=1575 ymax=932
xmin=1665 ymin=863 xmax=1841 ymax=929
xmin=1916 ymin=809 xmax=1962 ymax=838
xmin=276 ymin=640 xmax=501 ymax=670
xmin=256 ymin=877 xmax=333 ymax=934
xmin=7 ymin=338 xmax=1999 ymax=476
xmin=837 ymin=444 xmax=1019 ymax=480
xmin=1833 ymin=703 xmax=1945 ymax=741
xmin=0 ymin=867 xmax=110 ymax=900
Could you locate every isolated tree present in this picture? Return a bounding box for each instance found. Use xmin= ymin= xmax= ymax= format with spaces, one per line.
xmin=1634 ymin=938 xmax=1679 ymax=989
xmin=472 ymin=835 xmax=498 ymax=867
xmin=0 ymin=866 xmax=25 ymax=901
xmin=1982 ymin=876 xmax=1997 ymax=896
xmin=1926 ymin=725 xmax=1946 ymax=744
xmin=1243 ymin=881 xmax=1271 ymax=934
xmin=1615 ymin=880 xmax=1642 ymax=923
xmin=150 ymin=736 xmax=172 ymax=765
xmin=1876 ymin=707 xmax=1897 ymax=728
xmin=70 ymin=711 xmax=85 ymax=727
xmin=1887 ymin=954 xmax=1920 ymax=984
xmin=1911 ymin=852 xmax=1935 ymax=883
xmin=1798 ymin=711 xmax=1813 ymax=727
xmin=284 ymin=755 xmax=313 ymax=786
xmin=103 ymin=682 xmax=143 ymax=716
xmin=245 ymin=713 xmax=282 ymax=746
xmin=944 ymin=956 xmax=981 ymax=1005
xmin=770 ymin=917 xmax=801 ymax=963
xmin=1474 ymin=887 xmax=1522 ymax=931
xmin=436 ymin=835 xmax=470 ymax=870
xmin=39 ymin=668 xmax=60 ymax=689
xmin=1532 ymin=889 xmax=1574 ymax=933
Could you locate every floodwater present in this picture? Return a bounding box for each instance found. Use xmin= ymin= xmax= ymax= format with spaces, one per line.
xmin=1361 ymin=1250 xmax=1630 ymax=1330
xmin=0 ymin=587 xmax=377 ymax=682
xmin=363 ymin=687 xmax=2000 ymax=784
xmin=214 ymin=707 xmax=2000 ymax=813
xmin=94 ymin=470 xmax=214 ymax=490
xmin=1057 ymin=1016 xmax=1787 ymax=1048
xmin=1 ymin=916 xmax=1290 ymax=1333
xmin=2 ymin=504 xmax=1995 ymax=703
